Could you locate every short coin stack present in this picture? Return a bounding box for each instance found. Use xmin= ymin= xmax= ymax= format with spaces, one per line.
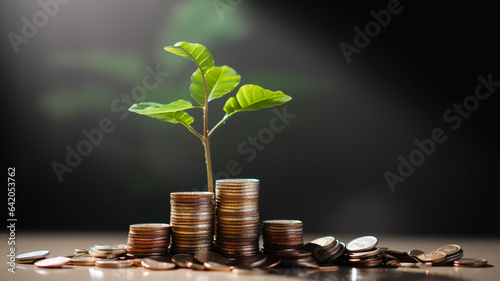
xmin=429 ymin=244 xmax=464 ymax=265
xmin=126 ymin=223 xmax=171 ymax=257
xmin=215 ymin=179 xmax=261 ymax=257
xmin=345 ymin=235 xmax=382 ymax=267
xmin=262 ymin=220 xmax=304 ymax=253
xmin=302 ymin=236 xmax=346 ymax=264
xmin=170 ymin=192 xmax=214 ymax=254
xmin=90 ymin=244 xmax=127 ymax=258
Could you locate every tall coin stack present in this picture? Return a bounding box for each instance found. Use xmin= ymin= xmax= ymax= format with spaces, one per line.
xmin=126 ymin=223 xmax=171 ymax=258
xmin=262 ymin=220 xmax=304 ymax=253
xmin=215 ymin=179 xmax=260 ymax=257
xmin=170 ymin=192 xmax=214 ymax=254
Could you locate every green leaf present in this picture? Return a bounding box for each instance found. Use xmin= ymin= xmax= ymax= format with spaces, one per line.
xmin=190 ymin=65 xmax=241 ymax=106
xmin=223 ymin=84 xmax=292 ymax=116
xmin=164 ymin=41 xmax=214 ymax=74
xmin=129 ymin=100 xmax=196 ymax=127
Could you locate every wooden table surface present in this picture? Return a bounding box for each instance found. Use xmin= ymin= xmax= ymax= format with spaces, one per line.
xmin=2 ymin=232 xmax=498 ymax=281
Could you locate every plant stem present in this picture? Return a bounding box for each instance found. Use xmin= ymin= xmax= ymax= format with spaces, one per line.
xmin=201 ymin=70 xmax=214 ymax=193
xmin=202 ymin=138 xmax=214 ymax=193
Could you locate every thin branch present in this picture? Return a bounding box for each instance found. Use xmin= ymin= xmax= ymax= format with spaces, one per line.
xmin=208 ymin=114 xmax=231 ymax=137
xmin=184 ymin=124 xmax=203 ymax=140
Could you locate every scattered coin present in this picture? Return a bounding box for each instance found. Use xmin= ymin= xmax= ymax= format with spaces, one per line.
xmin=186 ymin=259 xmax=205 ymax=270
xmin=95 ymin=260 xmax=133 ymax=268
xmin=257 ymin=254 xmax=281 ymax=269
xmin=194 ymin=251 xmax=230 ymax=265
xmin=346 ymin=236 xmax=378 ymax=252
xmin=15 ymin=250 xmax=50 ymax=263
xmin=408 ymin=249 xmax=425 ymax=257
xmin=417 ymin=251 xmax=446 ymax=263
xmin=34 ymin=257 xmax=71 ymax=268
xmin=204 ymin=261 xmax=233 ymax=271
xmin=232 ymin=268 xmax=265 ymax=275
xmin=454 ymin=258 xmax=488 ymax=267
xmin=172 ymin=254 xmax=193 ymax=268
xmin=74 ymin=248 xmax=89 ymax=255
xmin=230 ymin=253 xmax=267 ymax=268
xmin=141 ymin=257 xmax=176 ymax=270
xmin=70 ymin=256 xmax=98 ymax=266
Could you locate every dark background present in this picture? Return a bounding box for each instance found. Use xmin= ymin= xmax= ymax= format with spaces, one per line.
xmin=3 ymin=0 xmax=498 ymax=236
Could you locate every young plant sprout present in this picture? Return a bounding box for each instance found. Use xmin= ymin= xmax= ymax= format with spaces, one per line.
xmin=129 ymin=41 xmax=291 ymax=192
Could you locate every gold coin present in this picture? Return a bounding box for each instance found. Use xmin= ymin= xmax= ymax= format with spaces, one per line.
xmin=417 ymin=251 xmax=446 ymax=263
xmin=95 ymin=260 xmax=133 ymax=268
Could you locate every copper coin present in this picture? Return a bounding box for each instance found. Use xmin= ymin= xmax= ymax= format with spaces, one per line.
xmin=141 ymin=257 xmax=176 ymax=270
xmin=171 ymin=254 xmax=193 ymax=267
xmin=203 ymin=261 xmax=233 ymax=271
xmin=186 ymin=258 xmax=205 ymax=270
xmin=194 ymin=251 xmax=230 ymax=265
xmin=35 ymin=257 xmax=71 ymax=268
xmin=230 ymin=253 xmax=267 ymax=268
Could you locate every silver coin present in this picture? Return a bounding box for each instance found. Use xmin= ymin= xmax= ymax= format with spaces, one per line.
xmin=15 ymin=250 xmax=50 ymax=261
xmin=346 ymin=236 xmax=378 ymax=252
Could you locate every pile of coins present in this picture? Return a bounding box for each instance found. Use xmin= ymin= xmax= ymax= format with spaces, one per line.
xmin=170 ymin=192 xmax=214 ymax=254
xmin=215 ymin=179 xmax=261 ymax=257
xmin=126 ymin=223 xmax=171 ymax=257
xmin=427 ymin=244 xmax=464 ymax=265
xmin=262 ymin=220 xmax=304 ymax=253
xmin=302 ymin=236 xmax=346 ymax=264
xmin=345 ymin=236 xmax=383 ymax=267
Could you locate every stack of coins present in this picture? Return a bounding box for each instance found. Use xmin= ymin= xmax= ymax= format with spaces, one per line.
xmin=170 ymin=192 xmax=214 ymax=254
xmin=345 ymin=236 xmax=382 ymax=267
xmin=126 ymin=223 xmax=171 ymax=257
xmin=303 ymin=236 xmax=346 ymax=264
xmin=262 ymin=220 xmax=304 ymax=253
xmin=215 ymin=178 xmax=260 ymax=257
